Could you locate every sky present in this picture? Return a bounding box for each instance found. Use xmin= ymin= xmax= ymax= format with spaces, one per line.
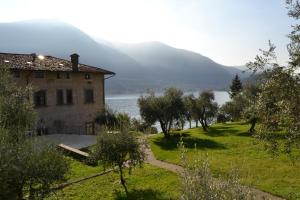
xmin=0 ymin=0 xmax=295 ymax=66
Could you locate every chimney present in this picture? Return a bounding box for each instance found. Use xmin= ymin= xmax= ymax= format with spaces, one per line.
xmin=70 ymin=53 xmax=79 ymax=72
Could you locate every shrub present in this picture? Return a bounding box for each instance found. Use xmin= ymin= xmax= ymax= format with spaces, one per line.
xmin=217 ymin=114 xmax=228 ymax=123
xmin=0 ymin=67 xmax=69 ymax=199
xmin=95 ymin=107 xmax=118 ymax=130
xmin=0 ymin=137 xmax=69 ymax=199
xmin=179 ymin=141 xmax=254 ymax=200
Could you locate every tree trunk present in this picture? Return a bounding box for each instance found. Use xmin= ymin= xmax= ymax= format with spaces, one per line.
xmin=189 ymin=120 xmax=191 ymax=129
xmin=119 ymin=164 xmax=128 ymax=195
xmin=204 ymin=119 xmax=208 ymax=128
xmin=248 ymin=118 xmax=257 ymax=134
xmin=200 ymin=119 xmax=207 ymax=132
xmin=168 ymin=120 xmax=173 ymax=132
xmin=195 ymin=120 xmax=198 ymax=127
xmin=159 ymin=120 xmax=168 ymax=137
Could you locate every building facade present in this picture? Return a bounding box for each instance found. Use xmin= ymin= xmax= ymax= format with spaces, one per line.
xmin=0 ymin=53 xmax=115 ymax=135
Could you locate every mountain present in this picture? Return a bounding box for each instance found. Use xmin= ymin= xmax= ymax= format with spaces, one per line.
xmin=0 ymin=19 xmax=246 ymax=93
xmin=112 ymin=42 xmax=248 ymax=90
xmin=0 ymin=19 xmax=150 ymax=93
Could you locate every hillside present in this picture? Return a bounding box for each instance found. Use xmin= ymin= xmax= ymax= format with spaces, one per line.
xmin=0 ymin=20 xmax=246 ymax=93
xmin=113 ymin=42 xmax=247 ymax=90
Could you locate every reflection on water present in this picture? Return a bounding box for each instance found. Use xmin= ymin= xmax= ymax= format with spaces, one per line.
xmin=105 ymin=91 xmax=230 ymax=120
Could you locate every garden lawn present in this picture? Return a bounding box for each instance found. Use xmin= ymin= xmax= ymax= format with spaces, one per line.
xmin=66 ymin=158 xmax=103 ymax=180
xmin=149 ymin=122 xmax=300 ymax=200
xmin=48 ymin=163 xmax=180 ymax=200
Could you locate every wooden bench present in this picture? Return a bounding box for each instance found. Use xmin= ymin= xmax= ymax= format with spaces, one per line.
xmin=58 ymin=144 xmax=89 ymax=158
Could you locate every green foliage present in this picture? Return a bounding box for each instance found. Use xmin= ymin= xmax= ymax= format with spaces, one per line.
xmin=130 ymin=118 xmax=157 ymax=134
xmin=116 ymin=112 xmax=131 ymax=130
xmin=0 ymin=66 xmax=69 ymax=199
xmin=229 ymin=74 xmax=243 ymax=98
xmin=244 ymin=1 xmax=300 ymax=154
xmin=96 ymin=107 xmax=136 ymax=131
xmin=193 ymin=91 xmax=218 ymax=131
xmin=220 ymin=95 xmax=245 ymax=121
xmin=47 ymin=164 xmax=180 ymax=200
xmin=95 ymin=106 xmax=118 ymax=130
xmin=150 ymin=123 xmax=300 ymax=199
xmin=0 ymin=133 xmax=70 ymax=200
xmin=183 ymin=94 xmax=196 ymax=129
xmin=179 ymin=143 xmax=254 ymax=200
xmin=0 ymin=67 xmax=36 ymax=141
xmin=255 ymin=67 xmax=300 ymax=154
xmin=220 ymin=83 xmax=260 ymax=132
xmin=138 ymin=87 xmax=185 ymax=137
xmin=92 ymin=128 xmax=145 ymax=194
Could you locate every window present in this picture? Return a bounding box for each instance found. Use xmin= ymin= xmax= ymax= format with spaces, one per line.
xmin=35 ymin=71 xmax=44 ymax=78
xmin=66 ymin=73 xmax=70 ymax=79
xmin=56 ymin=89 xmax=64 ymax=105
xmin=84 ymin=89 xmax=94 ymax=104
xmin=13 ymin=71 xmax=20 ymax=78
xmin=84 ymin=73 xmax=91 ymax=80
xmin=34 ymin=90 xmax=47 ymax=106
xmin=57 ymin=72 xmax=61 ymax=79
xmin=66 ymin=89 xmax=73 ymax=105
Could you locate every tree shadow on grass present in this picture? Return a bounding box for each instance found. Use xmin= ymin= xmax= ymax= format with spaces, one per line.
xmin=237 ymin=131 xmax=253 ymax=137
xmin=114 ymin=189 xmax=171 ymax=200
xmin=203 ymin=126 xmax=241 ymax=137
xmin=152 ymin=133 xmax=226 ymax=150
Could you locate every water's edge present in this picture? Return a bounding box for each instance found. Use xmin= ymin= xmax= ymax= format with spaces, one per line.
xmin=105 ymin=91 xmax=230 ymax=131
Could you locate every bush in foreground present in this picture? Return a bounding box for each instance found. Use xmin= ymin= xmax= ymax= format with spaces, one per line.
xmin=179 ymin=141 xmax=254 ymax=200
xmin=0 ymin=67 xmax=69 ymax=200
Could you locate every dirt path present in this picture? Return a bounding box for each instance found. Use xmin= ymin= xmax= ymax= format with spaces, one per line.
xmin=145 ymin=145 xmax=183 ymax=173
xmin=144 ymin=139 xmax=284 ymax=200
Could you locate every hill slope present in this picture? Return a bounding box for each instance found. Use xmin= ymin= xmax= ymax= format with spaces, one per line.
xmin=0 ymin=20 xmax=245 ymax=93
xmin=114 ymin=42 xmax=242 ymax=90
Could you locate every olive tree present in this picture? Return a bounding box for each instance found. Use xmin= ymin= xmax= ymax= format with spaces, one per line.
xmin=183 ymin=94 xmax=196 ymax=129
xmin=244 ymin=0 xmax=300 ymax=154
xmin=0 ymin=67 xmax=69 ymax=200
xmin=92 ymin=129 xmax=145 ymax=195
xmin=220 ymin=97 xmax=245 ymax=122
xmin=241 ymin=83 xmax=260 ymax=133
xmin=220 ymin=83 xmax=260 ymax=133
xmin=0 ymin=138 xmax=69 ymax=200
xmin=193 ymin=91 xmax=218 ymax=132
xmin=0 ymin=68 xmax=36 ymax=142
xmin=138 ymin=87 xmax=185 ymax=138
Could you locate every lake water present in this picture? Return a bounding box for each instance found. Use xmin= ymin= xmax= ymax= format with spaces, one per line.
xmin=106 ymin=91 xmax=230 ymax=120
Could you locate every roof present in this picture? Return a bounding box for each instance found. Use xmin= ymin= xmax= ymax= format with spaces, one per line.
xmin=0 ymin=52 xmax=115 ymax=74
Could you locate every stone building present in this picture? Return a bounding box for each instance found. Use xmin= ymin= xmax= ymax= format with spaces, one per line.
xmin=0 ymin=52 xmax=115 ymax=135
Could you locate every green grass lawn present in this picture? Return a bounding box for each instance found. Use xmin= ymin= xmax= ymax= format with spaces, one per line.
xmin=48 ymin=163 xmax=180 ymax=200
xmin=149 ymin=122 xmax=300 ymax=199
xmin=65 ymin=158 xmax=103 ymax=180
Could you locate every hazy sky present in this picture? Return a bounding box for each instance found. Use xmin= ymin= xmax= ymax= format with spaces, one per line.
xmin=0 ymin=0 xmax=294 ymax=66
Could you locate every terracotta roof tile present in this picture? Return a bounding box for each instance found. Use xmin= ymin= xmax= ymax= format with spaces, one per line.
xmin=0 ymin=53 xmax=115 ymax=74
